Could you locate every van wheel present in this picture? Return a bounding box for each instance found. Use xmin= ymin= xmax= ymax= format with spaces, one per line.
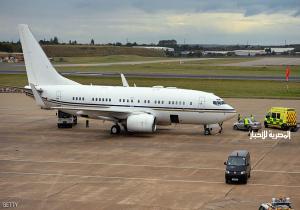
xmin=225 ymin=178 xmax=230 ymax=184
xmin=244 ymin=177 xmax=248 ymax=184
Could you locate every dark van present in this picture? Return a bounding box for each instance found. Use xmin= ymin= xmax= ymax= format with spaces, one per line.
xmin=224 ymin=150 xmax=251 ymax=184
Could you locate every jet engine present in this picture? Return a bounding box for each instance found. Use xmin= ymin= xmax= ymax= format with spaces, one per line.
xmin=127 ymin=113 xmax=156 ymax=133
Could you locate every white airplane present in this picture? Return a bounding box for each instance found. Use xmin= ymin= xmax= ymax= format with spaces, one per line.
xmin=19 ymin=24 xmax=236 ymax=135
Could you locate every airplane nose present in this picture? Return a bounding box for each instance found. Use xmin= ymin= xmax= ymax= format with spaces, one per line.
xmin=224 ymin=104 xmax=236 ymax=120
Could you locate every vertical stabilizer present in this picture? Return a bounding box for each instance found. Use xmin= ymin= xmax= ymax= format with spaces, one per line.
xmin=18 ymin=24 xmax=78 ymax=86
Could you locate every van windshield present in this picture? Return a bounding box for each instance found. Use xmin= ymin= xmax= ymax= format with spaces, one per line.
xmin=227 ymin=157 xmax=246 ymax=166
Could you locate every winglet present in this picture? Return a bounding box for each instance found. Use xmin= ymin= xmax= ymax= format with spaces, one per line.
xmin=29 ymin=83 xmax=46 ymax=108
xmin=121 ymin=73 xmax=129 ymax=87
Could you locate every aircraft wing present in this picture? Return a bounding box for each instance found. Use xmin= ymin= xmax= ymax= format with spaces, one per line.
xmin=50 ymin=106 xmax=153 ymax=122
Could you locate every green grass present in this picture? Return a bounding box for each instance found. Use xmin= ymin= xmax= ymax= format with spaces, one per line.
xmin=1 ymin=74 xmax=299 ymax=99
xmin=56 ymin=63 xmax=300 ymax=77
xmin=42 ymin=45 xmax=165 ymax=57
xmin=52 ymin=55 xmax=168 ymax=64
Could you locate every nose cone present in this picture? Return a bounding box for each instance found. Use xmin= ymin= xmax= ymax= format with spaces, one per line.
xmin=224 ymin=104 xmax=236 ymax=120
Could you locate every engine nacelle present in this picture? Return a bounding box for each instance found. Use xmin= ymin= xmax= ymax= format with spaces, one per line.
xmin=127 ymin=113 xmax=156 ymax=133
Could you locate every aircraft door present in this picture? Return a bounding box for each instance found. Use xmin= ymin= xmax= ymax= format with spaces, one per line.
xmin=56 ymin=90 xmax=61 ymax=101
xmin=198 ymin=97 xmax=205 ymax=108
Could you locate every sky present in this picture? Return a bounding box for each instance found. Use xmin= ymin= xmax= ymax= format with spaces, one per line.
xmin=1 ymin=0 xmax=300 ymax=45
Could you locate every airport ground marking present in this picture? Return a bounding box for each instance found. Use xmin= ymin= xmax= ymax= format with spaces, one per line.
xmin=1 ymin=159 xmax=300 ymax=174
xmin=1 ymin=171 xmax=300 ymax=188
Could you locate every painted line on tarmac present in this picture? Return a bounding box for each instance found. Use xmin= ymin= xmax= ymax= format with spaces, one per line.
xmin=1 ymin=171 xmax=300 ymax=188
xmin=0 ymin=158 xmax=223 ymax=171
xmin=1 ymin=159 xmax=300 ymax=174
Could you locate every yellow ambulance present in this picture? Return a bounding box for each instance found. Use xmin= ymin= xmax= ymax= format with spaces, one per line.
xmin=264 ymin=107 xmax=297 ymax=132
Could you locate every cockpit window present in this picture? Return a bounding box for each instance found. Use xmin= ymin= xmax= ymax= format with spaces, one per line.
xmin=213 ymin=100 xmax=225 ymax=106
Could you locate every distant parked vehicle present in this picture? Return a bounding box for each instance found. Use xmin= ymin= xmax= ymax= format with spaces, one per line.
xmin=233 ymin=117 xmax=262 ymax=132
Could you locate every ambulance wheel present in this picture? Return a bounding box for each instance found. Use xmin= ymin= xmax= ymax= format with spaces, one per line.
xmin=111 ymin=125 xmax=121 ymax=134
xmin=243 ymin=177 xmax=248 ymax=184
xmin=291 ymin=127 xmax=297 ymax=132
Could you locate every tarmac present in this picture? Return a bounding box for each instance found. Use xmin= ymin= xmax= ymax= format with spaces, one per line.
xmin=0 ymin=94 xmax=300 ymax=210
xmin=221 ymin=57 xmax=300 ymax=66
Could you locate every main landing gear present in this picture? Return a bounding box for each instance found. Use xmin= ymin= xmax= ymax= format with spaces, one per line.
xmin=110 ymin=123 xmax=128 ymax=135
xmin=204 ymin=123 xmax=223 ymax=135
xmin=111 ymin=124 xmax=121 ymax=134
xmin=204 ymin=125 xmax=211 ymax=135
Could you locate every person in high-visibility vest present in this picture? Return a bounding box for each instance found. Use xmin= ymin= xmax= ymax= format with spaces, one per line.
xmin=244 ymin=117 xmax=249 ymax=129
xmin=250 ymin=114 xmax=254 ymax=121
xmin=238 ymin=114 xmax=241 ymax=121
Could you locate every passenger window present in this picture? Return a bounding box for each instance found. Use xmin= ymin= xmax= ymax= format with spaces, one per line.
xmin=144 ymin=100 xmax=146 ymax=103
xmin=169 ymin=101 xmax=171 ymax=104
xmin=183 ymin=102 xmax=185 ymax=105
xmin=162 ymin=101 xmax=164 ymax=104
xmin=277 ymin=113 xmax=280 ymax=119
xmin=82 ymin=97 xmax=84 ymax=101
xmin=158 ymin=101 xmax=160 ymax=104
xmin=127 ymin=99 xmax=129 ymax=103
xmin=138 ymin=100 xmax=140 ymax=103
xmin=106 ymin=98 xmax=108 ymax=102
xmin=148 ymin=100 xmax=150 ymax=103
xmin=172 ymin=101 xmax=174 ymax=105
xmin=119 ymin=99 xmax=121 ymax=102
xmin=190 ymin=102 xmax=192 ymax=105
xmin=109 ymin=99 xmax=111 ymax=102
xmin=131 ymin=99 xmax=133 ymax=103
xmin=92 ymin=98 xmax=94 ymax=101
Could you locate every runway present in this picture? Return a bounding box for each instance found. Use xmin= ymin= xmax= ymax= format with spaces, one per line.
xmin=0 ymin=94 xmax=299 ymax=210
xmin=1 ymin=70 xmax=299 ymax=81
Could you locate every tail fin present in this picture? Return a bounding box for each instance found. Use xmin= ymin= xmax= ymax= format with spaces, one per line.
xmin=18 ymin=24 xmax=78 ymax=86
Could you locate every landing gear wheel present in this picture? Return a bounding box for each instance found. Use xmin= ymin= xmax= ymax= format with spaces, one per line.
xmin=204 ymin=128 xmax=211 ymax=135
xmin=111 ymin=124 xmax=121 ymax=134
xmin=73 ymin=116 xmax=77 ymax=125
